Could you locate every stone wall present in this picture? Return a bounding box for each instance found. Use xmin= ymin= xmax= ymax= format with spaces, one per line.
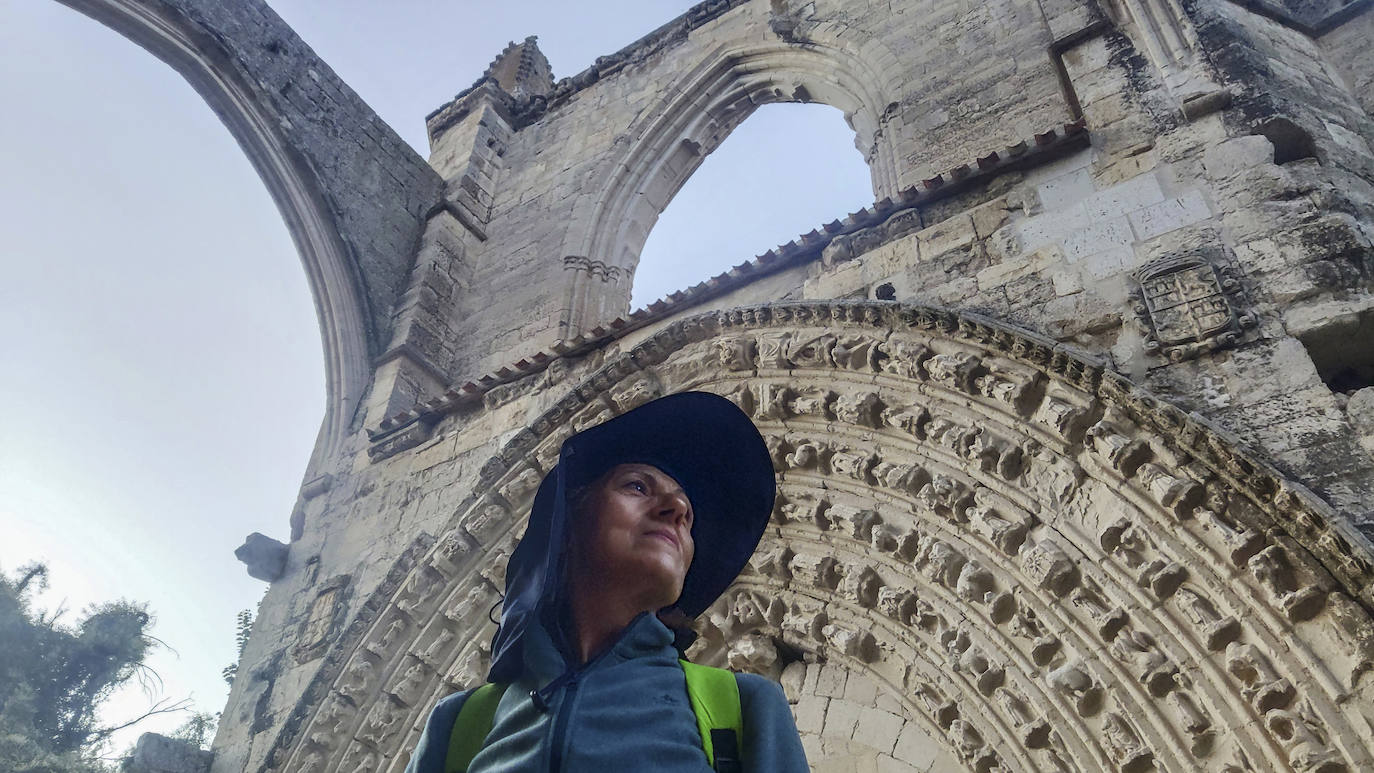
xmin=1319 ymin=4 xmax=1374 ymax=118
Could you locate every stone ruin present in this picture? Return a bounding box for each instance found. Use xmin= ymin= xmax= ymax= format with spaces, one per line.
xmin=60 ymin=0 xmax=1374 ymax=770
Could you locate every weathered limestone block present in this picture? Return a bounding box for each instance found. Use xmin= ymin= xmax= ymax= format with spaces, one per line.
xmin=125 ymin=734 xmax=213 ymax=773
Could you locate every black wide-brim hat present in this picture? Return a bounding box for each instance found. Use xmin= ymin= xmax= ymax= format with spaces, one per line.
xmin=488 ymin=391 xmax=776 ymax=681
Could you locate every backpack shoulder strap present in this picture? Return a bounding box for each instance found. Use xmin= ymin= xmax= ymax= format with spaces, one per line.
xmin=444 ymin=682 xmax=508 ymax=773
xmin=679 ymin=659 xmax=743 ymax=773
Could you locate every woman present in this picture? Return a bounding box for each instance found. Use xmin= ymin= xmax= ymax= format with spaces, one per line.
xmin=406 ymin=392 xmax=808 ymax=772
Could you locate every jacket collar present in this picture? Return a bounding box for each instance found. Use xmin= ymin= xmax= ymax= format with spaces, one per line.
xmin=522 ymin=612 xmax=676 ymax=687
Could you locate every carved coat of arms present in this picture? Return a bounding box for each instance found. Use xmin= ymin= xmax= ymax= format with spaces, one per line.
xmin=1132 ymin=252 xmax=1254 ymax=361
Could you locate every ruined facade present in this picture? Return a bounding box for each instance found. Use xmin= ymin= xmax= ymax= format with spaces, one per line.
xmin=61 ymin=0 xmax=1374 ymax=770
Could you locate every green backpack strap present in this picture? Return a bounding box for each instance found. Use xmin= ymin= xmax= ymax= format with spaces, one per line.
xmin=444 ymin=682 xmax=508 ymax=773
xmin=443 ymin=666 xmax=742 ymax=772
xmin=679 ymin=659 xmax=743 ymax=773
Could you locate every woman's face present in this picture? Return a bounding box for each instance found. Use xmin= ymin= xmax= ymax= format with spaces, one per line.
xmin=570 ymin=463 xmax=695 ymax=610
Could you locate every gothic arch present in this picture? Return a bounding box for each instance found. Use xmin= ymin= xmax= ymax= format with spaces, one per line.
xmin=53 ymin=0 xmax=381 ymax=456
xmin=562 ymin=38 xmax=900 ymax=335
xmin=269 ymin=301 xmax=1374 ymax=772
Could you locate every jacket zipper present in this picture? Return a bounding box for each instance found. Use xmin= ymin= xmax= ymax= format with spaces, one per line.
xmin=532 ymin=612 xmax=650 ymax=772
xmin=546 ymin=672 xmax=579 ymax=773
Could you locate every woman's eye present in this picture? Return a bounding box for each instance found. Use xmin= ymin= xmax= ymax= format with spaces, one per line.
xmin=624 ymin=479 xmax=648 ymax=493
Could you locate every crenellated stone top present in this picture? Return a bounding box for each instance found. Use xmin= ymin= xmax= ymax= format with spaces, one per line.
xmin=426 ymin=0 xmax=751 ymax=139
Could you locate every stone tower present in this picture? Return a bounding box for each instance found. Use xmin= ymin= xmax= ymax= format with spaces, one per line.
xmin=61 ymin=0 xmax=1374 ymax=770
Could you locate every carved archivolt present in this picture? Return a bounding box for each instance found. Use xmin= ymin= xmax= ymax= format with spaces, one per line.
xmin=265 ymin=302 xmax=1374 ymax=773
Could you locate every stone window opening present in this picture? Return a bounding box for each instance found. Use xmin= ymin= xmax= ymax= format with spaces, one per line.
xmin=1254 ymin=116 xmax=1318 ymax=165
xmin=1297 ymin=308 xmax=1374 ymax=456
xmin=629 ymin=103 xmax=874 ymax=309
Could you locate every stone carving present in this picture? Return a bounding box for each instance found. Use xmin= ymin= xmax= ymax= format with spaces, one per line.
xmin=497 ymin=466 xmax=543 ymax=505
xmin=972 ymin=362 xmax=1042 ymax=416
xmin=1248 ymin=545 xmax=1327 ymax=622
xmin=444 ymin=647 xmax=489 ymax=691
xmin=337 ymin=657 xmax=378 ymax=705
xmin=916 ymin=474 xmax=974 ymax=522
xmin=783 ymin=437 xmax=829 ymax=471
xmin=1174 ymin=586 xmax=1241 ymax=651
xmin=1109 ymin=629 xmax=1177 ymax=696
xmin=341 ymin=748 xmax=380 ymax=773
xmin=610 ymin=376 xmax=661 ymax=412
xmin=430 ymin=532 xmax=475 ymax=577
xmin=443 ymin=584 xmax=496 ymax=623
xmin=294 ymin=577 xmax=349 ymax=665
xmin=786 ymin=333 xmax=837 ymax=369
xmin=1020 ymin=440 xmax=1084 ymax=507
xmin=968 ymin=501 xmax=1029 ymax=555
xmin=832 ymin=336 xmax=883 ymax=371
xmin=725 ymin=633 xmax=780 ymax=678
xmin=388 ymin=657 xmax=430 ymax=706
xmin=787 ymin=388 xmax=832 ymax=418
xmin=1102 ymin=711 xmax=1154 ymax=773
xmin=1071 ymin=579 xmax=1130 ymax=640
xmin=1167 ymin=681 xmax=1215 ymax=757
xmin=1226 ymin=643 xmax=1296 ymax=712
xmin=1020 ymin=539 xmax=1078 ymax=596
xmin=834 ymin=390 xmax=882 ymax=426
xmin=417 ymin=627 xmax=457 ymax=666
xmin=296 ymin=751 xmax=328 ymax=773
xmin=713 ymin=336 xmax=754 ymax=371
xmin=1134 ymin=461 xmax=1203 ymax=518
xmin=395 ymin=568 xmax=443 ymax=619
xmin=1131 ymin=251 xmax=1254 ymax=361
xmin=751 ymin=383 xmax=793 ymax=419
xmin=460 ymin=500 xmax=509 ymax=546
xmin=1046 ymin=660 xmax=1104 ymax=716
xmin=365 ymin=616 xmax=408 ymax=655
xmin=923 ymin=351 xmax=981 ymax=393
xmin=1099 ymin=517 xmax=1188 ymax=599
xmin=995 ymin=683 xmax=1051 ymax=748
xmin=1266 ymin=704 xmax=1348 ymax=773
xmin=357 ymin=699 xmax=405 ymax=749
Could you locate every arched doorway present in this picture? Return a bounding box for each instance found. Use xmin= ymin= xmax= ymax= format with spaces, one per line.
xmin=265 ymin=301 xmax=1374 ymax=772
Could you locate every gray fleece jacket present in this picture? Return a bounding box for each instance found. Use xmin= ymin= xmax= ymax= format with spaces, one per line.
xmin=404 ymin=613 xmax=807 ymax=773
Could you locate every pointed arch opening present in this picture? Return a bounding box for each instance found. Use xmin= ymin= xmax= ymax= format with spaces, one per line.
xmin=49 ymin=0 xmax=436 ymax=459
xmin=630 ymin=103 xmax=875 ymax=310
xmin=563 ymin=42 xmax=901 ymax=336
xmin=1 ymin=0 xmax=327 ymax=751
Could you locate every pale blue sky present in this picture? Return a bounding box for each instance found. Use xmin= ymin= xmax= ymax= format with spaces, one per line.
xmin=0 ymin=0 xmax=872 ymax=754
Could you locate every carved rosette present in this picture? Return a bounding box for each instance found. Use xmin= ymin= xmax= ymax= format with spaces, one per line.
xmin=264 ymin=302 xmax=1374 ymax=773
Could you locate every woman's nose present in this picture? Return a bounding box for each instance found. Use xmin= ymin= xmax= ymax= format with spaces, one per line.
xmin=657 ymin=490 xmax=691 ymax=523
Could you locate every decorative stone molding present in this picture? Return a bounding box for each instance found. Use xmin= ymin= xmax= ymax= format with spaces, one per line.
xmin=265 ymin=301 xmax=1374 ymax=772
xmin=561 ymin=255 xmax=626 ymax=283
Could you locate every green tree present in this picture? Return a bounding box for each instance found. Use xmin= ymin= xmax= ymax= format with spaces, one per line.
xmin=0 ymin=563 xmax=181 ymax=773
